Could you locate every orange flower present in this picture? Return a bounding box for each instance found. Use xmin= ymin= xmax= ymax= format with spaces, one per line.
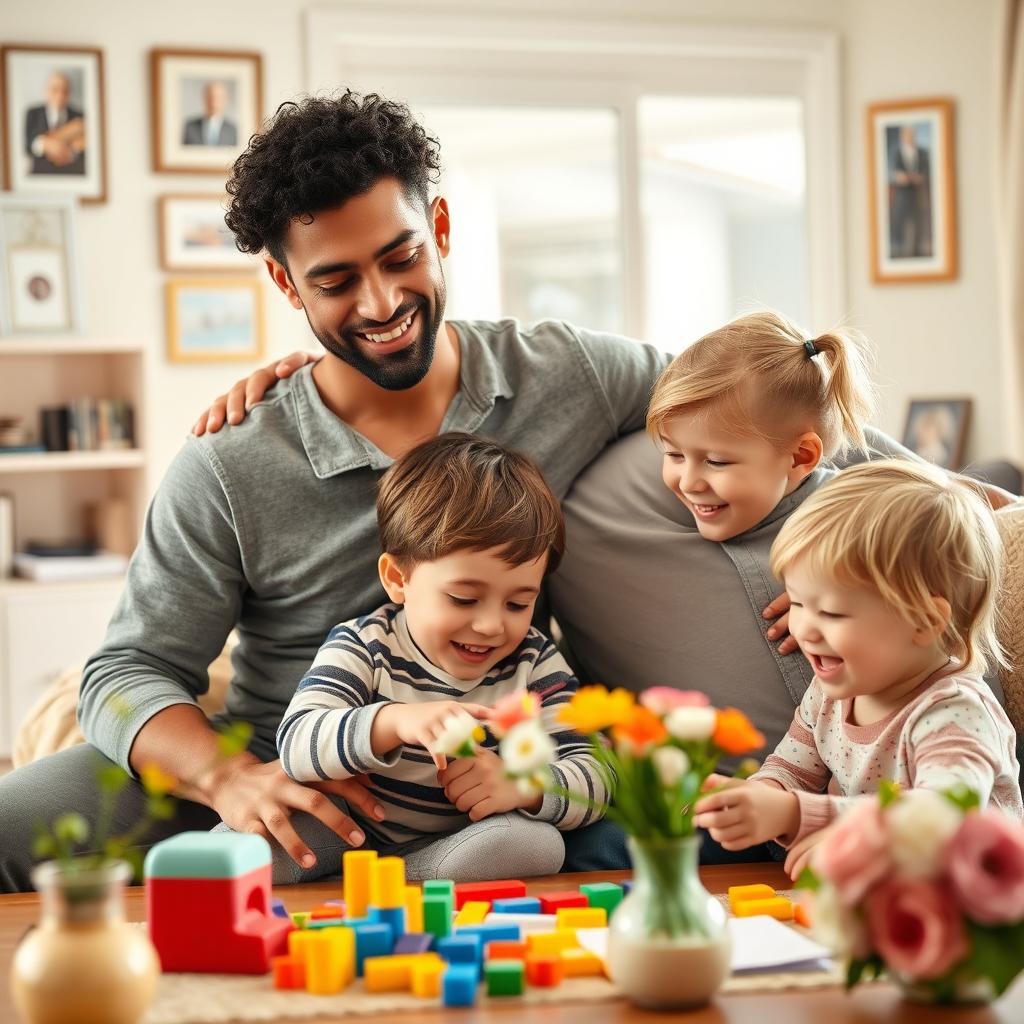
xmin=558 ymin=686 xmax=635 ymax=734
xmin=612 ymin=705 xmax=669 ymax=756
xmin=713 ymin=708 xmax=765 ymax=755
xmin=140 ymin=762 xmax=178 ymax=796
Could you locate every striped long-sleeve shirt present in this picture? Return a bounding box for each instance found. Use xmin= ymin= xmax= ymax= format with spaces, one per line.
xmin=277 ymin=603 xmax=608 ymax=844
xmin=753 ymin=661 xmax=1023 ymax=846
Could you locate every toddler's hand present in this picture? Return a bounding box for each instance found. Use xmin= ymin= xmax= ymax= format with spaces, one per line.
xmin=438 ymin=747 xmax=540 ymax=821
xmin=387 ymin=701 xmax=492 ymax=770
xmin=693 ymin=777 xmax=799 ymax=851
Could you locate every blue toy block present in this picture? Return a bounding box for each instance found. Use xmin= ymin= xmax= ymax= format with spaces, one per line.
xmin=455 ymin=922 xmax=521 ymax=943
xmin=346 ymin=921 xmax=393 ymax=975
xmin=491 ymin=896 xmax=541 ymax=914
xmin=394 ymin=932 xmax=435 ymax=955
xmin=622 ymin=880 xmax=633 ymax=896
xmin=437 ymin=933 xmax=483 ymax=966
xmin=368 ymin=905 xmax=406 ymax=940
xmin=271 ymin=897 xmax=290 ymax=919
xmin=442 ymin=963 xmax=480 ymax=1007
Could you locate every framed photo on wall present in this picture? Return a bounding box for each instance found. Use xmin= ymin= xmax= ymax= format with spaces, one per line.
xmin=1 ymin=44 xmax=107 ymax=203
xmin=0 ymin=193 xmax=83 ymax=335
xmin=901 ymin=397 xmax=971 ymax=470
xmin=166 ymin=278 xmax=265 ymax=363
xmin=151 ymin=48 xmax=262 ymax=174
xmin=158 ymin=194 xmax=255 ymax=271
xmin=867 ymin=97 xmax=957 ymax=283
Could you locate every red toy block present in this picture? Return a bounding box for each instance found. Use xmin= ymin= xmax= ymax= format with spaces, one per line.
xmin=525 ymin=954 xmax=565 ymax=987
xmin=272 ymin=954 xmax=306 ymax=989
xmin=486 ymin=940 xmax=528 ymax=960
xmin=538 ymin=891 xmax=588 ymax=914
xmin=311 ymin=904 xmax=347 ymax=920
xmin=453 ymin=879 xmax=527 ymax=911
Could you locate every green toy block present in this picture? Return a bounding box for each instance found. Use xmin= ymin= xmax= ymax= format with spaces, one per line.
xmin=291 ymin=912 xmax=310 ymax=930
xmin=423 ymin=880 xmax=455 ymax=898
xmin=423 ymin=893 xmax=453 ymax=939
xmin=485 ymin=959 xmax=525 ymax=996
xmin=580 ymin=882 xmax=624 ymax=917
xmin=144 ymin=831 xmax=270 ymax=880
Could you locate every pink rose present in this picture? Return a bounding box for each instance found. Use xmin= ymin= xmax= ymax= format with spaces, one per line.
xmin=866 ymin=878 xmax=968 ymax=981
xmin=639 ymin=687 xmax=710 ymax=716
xmin=813 ymin=800 xmax=891 ymax=906
xmin=944 ymin=810 xmax=1024 ymax=925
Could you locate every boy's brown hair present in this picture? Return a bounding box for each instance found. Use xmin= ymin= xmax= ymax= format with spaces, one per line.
xmin=376 ymin=432 xmax=565 ymax=573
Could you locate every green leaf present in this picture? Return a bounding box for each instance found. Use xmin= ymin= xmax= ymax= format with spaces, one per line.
xmin=147 ymin=795 xmax=177 ymax=821
xmin=53 ymin=813 xmax=89 ymax=846
xmin=123 ymin=848 xmax=145 ymax=881
xmin=878 ymin=780 xmax=901 ymax=807
xmin=845 ymin=955 xmax=885 ymax=990
xmin=963 ymin=921 xmax=1024 ymax=996
xmin=96 ymin=763 xmax=130 ymax=793
xmin=32 ymin=833 xmax=56 ymax=860
xmin=217 ymin=720 xmax=254 ymax=758
xmin=794 ymin=867 xmax=820 ymax=892
xmin=943 ymin=784 xmax=981 ymax=814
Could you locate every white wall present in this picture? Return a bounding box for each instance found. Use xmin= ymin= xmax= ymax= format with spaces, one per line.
xmin=0 ymin=0 xmax=1008 ymax=483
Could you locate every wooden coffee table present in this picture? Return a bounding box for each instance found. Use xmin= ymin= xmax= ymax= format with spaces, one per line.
xmin=2 ymin=863 xmax=1022 ymax=1023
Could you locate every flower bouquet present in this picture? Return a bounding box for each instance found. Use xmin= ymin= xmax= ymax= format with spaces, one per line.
xmin=798 ymin=783 xmax=1024 ymax=1004
xmin=435 ymin=685 xmax=765 ymax=1009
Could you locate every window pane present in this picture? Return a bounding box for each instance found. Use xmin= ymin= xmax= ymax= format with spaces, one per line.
xmin=419 ymin=106 xmax=624 ymax=333
xmin=638 ymin=97 xmax=808 ymax=352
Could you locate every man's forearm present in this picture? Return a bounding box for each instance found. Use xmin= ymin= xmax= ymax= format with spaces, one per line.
xmin=128 ymin=703 xmax=256 ymax=807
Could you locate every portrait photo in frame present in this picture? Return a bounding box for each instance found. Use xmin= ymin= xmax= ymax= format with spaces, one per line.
xmin=867 ymin=97 xmax=957 ymax=283
xmin=166 ymin=278 xmax=265 ymax=363
xmin=158 ymin=194 xmax=255 ymax=271
xmin=901 ymin=397 xmax=972 ymax=470
xmin=1 ymin=44 xmax=107 ymax=203
xmin=151 ymin=48 xmax=262 ymax=174
xmin=0 ymin=193 xmax=83 ymax=336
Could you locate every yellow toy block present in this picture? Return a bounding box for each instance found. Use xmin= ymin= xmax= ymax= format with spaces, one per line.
xmin=526 ymin=930 xmax=577 ymax=957
xmin=288 ymin=929 xmax=317 ymax=960
xmin=732 ymin=896 xmax=794 ymax=921
xmin=555 ymin=907 xmax=607 ymax=929
xmin=560 ymin=948 xmax=604 ymax=977
xmin=727 ymin=883 xmax=776 ymax=913
xmin=411 ymin=957 xmax=445 ymax=998
xmin=371 ymin=856 xmax=407 ymax=909
xmin=343 ymin=850 xmax=378 ymax=918
xmin=405 ymin=885 xmax=425 ymax=933
xmin=364 ymin=953 xmax=443 ymax=992
xmin=454 ymin=900 xmax=490 ymax=926
xmin=305 ymin=928 xmax=355 ymax=994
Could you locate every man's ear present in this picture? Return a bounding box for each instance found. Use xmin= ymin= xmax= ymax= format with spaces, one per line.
xmin=430 ymin=196 xmax=450 ymax=257
xmin=378 ymin=553 xmax=410 ymax=604
xmin=265 ymin=256 xmax=303 ymax=310
xmin=787 ymin=431 xmax=824 ymax=487
xmin=914 ymin=595 xmax=952 ymax=645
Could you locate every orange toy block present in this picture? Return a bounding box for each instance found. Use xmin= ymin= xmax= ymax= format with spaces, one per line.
xmin=272 ymin=954 xmax=306 ymax=989
xmin=486 ymin=940 xmax=528 ymax=961
xmin=305 ymin=928 xmax=355 ymax=994
xmin=526 ymin=931 xmax=577 ymax=957
xmin=525 ymin=954 xmax=565 ymax=987
xmin=411 ymin=957 xmax=445 ymax=998
xmin=727 ymin=883 xmax=776 ymax=913
xmin=794 ymin=900 xmax=813 ymax=928
xmin=555 ymin=907 xmax=606 ymax=929
xmin=343 ymin=850 xmax=378 ymax=919
xmin=404 ymin=886 xmax=425 ymax=933
xmin=732 ymin=895 xmax=794 ymax=921
xmin=310 ymin=904 xmax=346 ymax=920
xmin=560 ymin=948 xmax=604 ymax=977
xmin=364 ymin=953 xmax=444 ymax=992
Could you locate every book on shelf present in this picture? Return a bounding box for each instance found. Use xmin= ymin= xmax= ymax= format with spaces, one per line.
xmin=13 ymin=550 xmax=128 ymax=582
xmin=40 ymin=399 xmax=135 ymax=452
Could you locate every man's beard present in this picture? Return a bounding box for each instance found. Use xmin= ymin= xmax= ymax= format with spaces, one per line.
xmin=308 ymin=285 xmax=446 ymax=392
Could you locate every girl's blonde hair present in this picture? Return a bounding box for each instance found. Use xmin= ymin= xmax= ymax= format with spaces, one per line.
xmin=769 ymin=460 xmax=1005 ymax=675
xmin=646 ymin=310 xmax=875 ymax=459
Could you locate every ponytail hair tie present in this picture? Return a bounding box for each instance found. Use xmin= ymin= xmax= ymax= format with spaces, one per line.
xmin=804 ymin=339 xmax=819 ymax=359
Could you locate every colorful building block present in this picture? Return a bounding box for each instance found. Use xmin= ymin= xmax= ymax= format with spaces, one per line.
xmin=423 ymin=879 xmax=455 ymax=899
xmin=371 ymin=856 xmax=407 ymax=909
xmin=411 ymin=957 xmax=445 ymax=997
xmin=443 ymin=963 xmax=480 ymax=1006
xmin=348 ymin=921 xmax=393 ymax=976
xmin=423 ymin=894 xmax=453 ymax=939
xmin=579 ymin=882 xmax=623 ymax=918
xmin=305 ymin=928 xmax=355 ymax=994
xmin=307 ymin=917 xmax=347 ymax=930
xmin=525 ymin=954 xmax=564 ymax=987
xmin=526 ymin=931 xmax=577 ymax=957
xmin=485 ymin=959 xmax=525 ymax=996
xmin=271 ymin=898 xmax=290 ymax=920
xmin=437 ymin=932 xmax=484 ymax=966
xmin=484 ymin=912 xmax=557 ymax=934
xmin=454 ymin=900 xmax=490 ymax=926
xmin=727 ymin=883 xmax=776 ymax=913
xmin=404 ymin=885 xmax=424 ymax=933
xmin=486 ymin=939 xmax=528 ymax=961
xmin=456 ymin=922 xmax=521 ymax=945
xmin=145 ymin=832 xmax=294 ymax=974
xmin=343 ymin=850 xmax=378 ymax=919
xmin=311 ymin=903 xmax=346 ymax=919
xmin=395 ymin=932 xmax=435 ymax=955
xmin=271 ymin=954 xmax=306 ymax=989
xmin=288 ymin=930 xmax=317 ymax=961
xmin=555 ymin=907 xmax=607 ymax=929
xmin=371 ymin=905 xmax=407 ymax=940
xmin=491 ymin=896 xmax=541 ymax=914
xmin=622 ymin=881 xmax=633 ymax=895
xmin=732 ymin=896 xmax=794 ymax=921
xmin=364 ymin=953 xmax=443 ymax=992
xmin=560 ymin=948 xmax=604 ymax=977
xmin=290 ymin=912 xmax=310 ymax=930
xmin=454 ymin=879 xmax=527 ymax=910
xmin=537 ymin=891 xmax=588 ymax=914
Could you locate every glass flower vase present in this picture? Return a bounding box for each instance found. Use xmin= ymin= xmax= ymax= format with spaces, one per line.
xmin=608 ymin=834 xmax=731 ymax=1009
xmin=11 ymin=860 xmax=160 ymax=1024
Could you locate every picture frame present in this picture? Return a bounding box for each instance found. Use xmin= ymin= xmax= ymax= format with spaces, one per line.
xmin=158 ymin=194 xmax=255 ymax=271
xmin=151 ymin=48 xmax=262 ymax=174
xmin=166 ymin=278 xmax=265 ymax=363
xmin=1 ymin=44 xmax=107 ymax=203
xmin=901 ymin=397 xmax=972 ymax=470
xmin=0 ymin=193 xmax=84 ymax=335
xmin=867 ymin=97 xmax=957 ymax=283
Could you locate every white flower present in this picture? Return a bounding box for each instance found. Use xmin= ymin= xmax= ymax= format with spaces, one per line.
xmin=652 ymin=746 xmax=690 ymax=787
xmin=500 ymin=720 xmax=556 ymax=775
xmin=664 ymin=706 xmax=717 ymax=742
xmin=886 ymin=789 xmax=963 ymax=878
xmin=808 ymin=885 xmax=869 ymax=960
xmin=431 ymin=710 xmax=484 ymax=757
xmin=516 ymin=773 xmax=550 ymax=797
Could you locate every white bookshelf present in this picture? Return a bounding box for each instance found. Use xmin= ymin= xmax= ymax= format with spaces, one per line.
xmin=0 ymin=450 xmax=145 ymax=474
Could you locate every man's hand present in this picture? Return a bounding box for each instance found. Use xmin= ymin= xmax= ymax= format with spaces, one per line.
xmin=201 ymin=753 xmax=386 ymax=869
xmin=371 ymin=701 xmax=492 ymax=771
xmin=762 ymin=592 xmax=799 ymax=655
xmin=438 ymin=747 xmax=541 ymax=821
xmin=693 ymin=774 xmax=799 ymax=851
xmin=193 ymin=351 xmax=320 ymax=436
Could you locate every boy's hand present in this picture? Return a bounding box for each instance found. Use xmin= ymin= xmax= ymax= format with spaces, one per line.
xmin=693 ymin=774 xmax=799 ymax=850
xmin=374 ymin=701 xmax=492 ymax=771
xmin=439 ymin=747 xmax=541 ymax=820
